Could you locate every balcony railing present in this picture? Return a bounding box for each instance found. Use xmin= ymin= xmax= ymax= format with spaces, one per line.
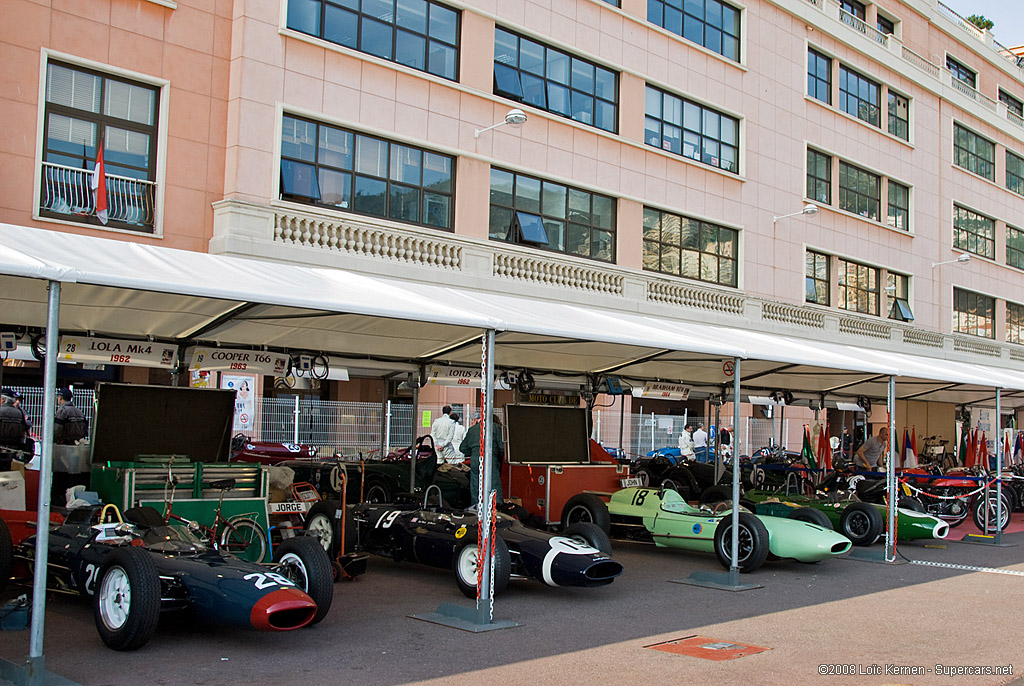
xmin=40 ymin=161 xmax=155 ymax=230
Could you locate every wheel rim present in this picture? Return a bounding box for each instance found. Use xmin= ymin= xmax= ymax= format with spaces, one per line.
xmin=307 ymin=514 xmax=333 ymax=551
xmin=979 ymin=496 xmax=1010 ymax=530
xmin=456 ymin=545 xmax=478 ymax=586
xmin=278 ymin=552 xmax=309 ymax=592
xmin=564 ymin=504 xmax=593 ymax=526
xmin=846 ymin=511 xmax=870 ymax=537
xmin=720 ymin=523 xmax=754 ymax=563
xmin=98 ymin=567 xmax=131 ymax=631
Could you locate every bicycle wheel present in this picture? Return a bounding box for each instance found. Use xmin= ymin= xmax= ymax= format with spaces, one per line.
xmin=218 ymin=517 xmax=268 ymax=562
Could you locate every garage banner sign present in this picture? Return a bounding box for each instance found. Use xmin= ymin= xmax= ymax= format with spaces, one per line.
xmin=187 ymin=346 xmax=289 ymax=376
xmin=425 ymin=365 xmax=483 ymax=387
xmin=639 ymin=382 xmax=691 ymax=401
xmin=58 ymin=336 xmax=176 ymax=368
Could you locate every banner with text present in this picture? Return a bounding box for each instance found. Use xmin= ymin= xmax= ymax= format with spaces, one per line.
xmin=188 ymin=346 xmax=289 ymax=376
xmin=638 ymin=382 xmax=691 ymax=401
xmin=58 ymin=336 xmax=176 ymax=368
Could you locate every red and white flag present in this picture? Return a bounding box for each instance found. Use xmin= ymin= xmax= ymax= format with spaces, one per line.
xmin=91 ymin=140 xmax=108 ymax=225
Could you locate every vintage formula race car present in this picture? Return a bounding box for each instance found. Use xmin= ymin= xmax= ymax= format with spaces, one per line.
xmin=0 ymin=504 xmax=333 ymax=651
xmin=303 ymin=492 xmax=622 ymax=597
xmin=560 ymin=486 xmax=852 ymax=572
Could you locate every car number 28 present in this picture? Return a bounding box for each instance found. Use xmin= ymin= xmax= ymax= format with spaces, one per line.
xmin=244 ymin=572 xmax=295 ymax=589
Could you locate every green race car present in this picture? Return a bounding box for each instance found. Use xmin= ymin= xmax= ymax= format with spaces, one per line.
xmin=561 ymin=486 xmax=852 ymax=573
xmin=742 ymin=490 xmax=950 ymax=546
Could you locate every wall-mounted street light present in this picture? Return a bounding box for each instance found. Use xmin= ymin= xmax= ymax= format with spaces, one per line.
xmin=474 ymin=109 xmax=528 ymax=138
xmin=773 ymin=203 xmax=819 ymax=225
xmin=931 ymin=254 xmax=971 ymax=268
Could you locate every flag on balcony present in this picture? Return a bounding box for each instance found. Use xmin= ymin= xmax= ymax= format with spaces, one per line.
xmin=91 ymin=140 xmax=108 ymax=225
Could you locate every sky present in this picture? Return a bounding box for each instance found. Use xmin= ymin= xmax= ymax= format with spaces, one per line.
xmin=943 ymin=0 xmax=1024 ymax=49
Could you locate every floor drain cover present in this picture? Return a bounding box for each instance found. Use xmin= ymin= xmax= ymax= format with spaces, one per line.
xmin=645 ymin=635 xmax=771 ymax=661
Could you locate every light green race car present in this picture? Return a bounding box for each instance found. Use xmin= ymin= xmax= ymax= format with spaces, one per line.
xmin=560 ymin=486 xmax=852 ymax=573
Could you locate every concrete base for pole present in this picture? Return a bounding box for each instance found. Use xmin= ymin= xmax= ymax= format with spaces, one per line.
xmin=672 ymin=570 xmax=762 ymax=592
xmin=844 ymin=548 xmax=905 ymax=564
xmin=960 ymin=533 xmax=1016 ymax=547
xmin=0 ymin=657 xmax=79 ymax=686
xmin=410 ymin=603 xmax=521 ymax=633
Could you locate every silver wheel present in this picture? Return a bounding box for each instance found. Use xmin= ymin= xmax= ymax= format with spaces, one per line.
xmin=98 ymin=566 xmax=131 ymax=631
xmin=455 ymin=543 xmax=479 ymax=587
xmin=306 ymin=514 xmax=333 ymax=552
xmin=278 ymin=552 xmax=309 ymax=591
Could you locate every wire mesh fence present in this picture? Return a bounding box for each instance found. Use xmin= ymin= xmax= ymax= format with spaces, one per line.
xmin=5 ymin=386 xmax=95 ymax=439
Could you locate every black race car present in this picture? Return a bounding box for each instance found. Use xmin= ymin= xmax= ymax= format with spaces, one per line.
xmin=0 ymin=505 xmax=333 ymax=651
xmin=303 ymin=493 xmax=623 ymax=597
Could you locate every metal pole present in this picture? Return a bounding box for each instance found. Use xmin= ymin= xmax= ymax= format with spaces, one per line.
xmin=478 ymin=330 xmax=496 ymax=622
xmin=383 ymin=400 xmax=392 ymax=457
xmin=409 ymin=383 xmax=419 ymax=492
xmin=714 ymin=398 xmax=723 ymax=482
xmin=995 ymin=389 xmax=1003 ymax=543
xmin=29 ymin=281 xmax=60 ymax=673
xmin=730 ymin=357 xmax=742 ymax=584
xmin=650 ymin=411 xmax=655 ymax=452
xmin=292 ymin=395 xmax=300 ymax=444
xmin=885 ymin=376 xmax=897 ymax=563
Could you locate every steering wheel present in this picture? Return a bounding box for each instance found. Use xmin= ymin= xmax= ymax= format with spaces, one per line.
xmin=712 ymin=500 xmax=732 ymax=516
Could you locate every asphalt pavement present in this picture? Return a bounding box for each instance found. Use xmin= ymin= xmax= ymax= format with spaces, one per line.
xmin=2 ymin=525 xmax=1022 ymax=686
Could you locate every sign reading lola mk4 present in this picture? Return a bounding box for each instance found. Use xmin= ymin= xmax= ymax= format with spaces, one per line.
xmin=59 ymin=336 xmax=176 ymax=368
xmin=188 ymin=346 xmax=289 ymax=376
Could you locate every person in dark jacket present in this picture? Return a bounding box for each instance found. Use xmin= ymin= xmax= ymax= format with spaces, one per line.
xmin=54 ymin=388 xmax=88 ymax=444
xmin=1 ymin=388 xmax=30 ymax=470
xmin=460 ymin=414 xmax=505 ymax=507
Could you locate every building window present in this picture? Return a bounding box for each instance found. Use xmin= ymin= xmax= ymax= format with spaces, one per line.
xmin=805 ymin=251 xmax=830 ymax=305
xmin=886 ymin=272 xmax=913 ymax=321
xmin=808 ymin=49 xmax=831 ymax=104
xmin=280 ymin=115 xmax=454 ymax=229
xmin=887 ymin=180 xmax=909 ymax=231
xmin=839 ymin=65 xmax=880 ymax=127
xmin=642 ymin=207 xmax=738 ymax=287
xmin=888 ymin=91 xmax=909 ymax=140
xmin=1008 ymin=302 xmax=1024 ymax=345
xmin=837 ymin=258 xmax=879 ymax=315
xmin=877 ymin=14 xmax=895 ymax=35
xmin=953 ymin=288 xmax=994 ymax=338
xmin=807 ymin=149 xmax=831 ymax=205
xmin=489 ymin=168 xmax=615 ymax=262
xmin=1007 ymin=151 xmax=1024 ymax=197
xmin=953 ymin=123 xmax=995 ymax=180
xmin=839 ymin=0 xmax=866 ymax=20
xmin=647 ymin=0 xmax=741 ymax=62
xmin=644 ymin=85 xmax=738 ymax=173
xmin=40 ymin=61 xmax=159 ymax=233
xmin=1008 ymin=225 xmax=1024 ymax=271
xmin=838 ymin=161 xmax=880 ymax=220
xmin=947 ymin=56 xmax=976 ymax=89
xmin=1000 ymin=89 xmax=1024 ymax=118
xmin=953 ymin=204 xmax=994 ymax=259
xmin=286 ymin=0 xmax=459 ymax=81
xmin=494 ymin=28 xmax=617 ymax=133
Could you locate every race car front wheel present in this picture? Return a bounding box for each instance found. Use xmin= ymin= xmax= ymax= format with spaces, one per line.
xmin=560 ymin=494 xmax=611 ymax=534
xmin=839 ymin=502 xmax=883 ymax=546
xmin=786 ymin=507 xmax=833 ymax=530
xmin=452 ymin=537 xmax=510 ymax=599
xmin=563 ymin=522 xmax=612 ymax=555
xmin=274 ymin=537 xmax=334 ymax=625
xmin=713 ymin=512 xmax=769 ymax=573
xmin=94 ymin=547 xmax=161 ymax=651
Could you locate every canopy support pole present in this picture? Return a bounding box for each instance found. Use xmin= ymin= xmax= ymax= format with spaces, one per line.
xmin=676 ymin=357 xmax=761 ymax=592
xmin=885 ymin=375 xmax=897 ymax=563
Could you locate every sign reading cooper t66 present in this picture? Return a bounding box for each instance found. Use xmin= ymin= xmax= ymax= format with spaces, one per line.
xmin=639 ymin=382 xmax=691 ymax=401
xmin=58 ymin=336 xmax=177 ymax=368
xmin=188 ymin=346 xmax=290 ymax=376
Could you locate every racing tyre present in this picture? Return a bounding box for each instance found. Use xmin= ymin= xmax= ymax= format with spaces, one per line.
xmin=634 ymin=468 xmax=655 ymax=488
xmin=274 ymin=537 xmax=334 ymax=625
xmin=453 ymin=537 xmax=511 ymax=599
xmin=304 ymin=500 xmax=341 ymax=558
xmin=219 ymin=517 xmax=268 ymax=562
xmin=698 ymin=485 xmax=733 ymax=505
xmin=713 ymin=512 xmax=770 ymax=573
xmin=839 ymin=502 xmax=883 ymax=546
xmin=563 ymin=522 xmax=612 ymax=555
xmin=971 ymin=490 xmax=1012 ymax=533
xmin=560 ymin=494 xmax=611 ymax=534
xmin=363 ymin=479 xmax=393 ymax=504
xmin=897 ymin=496 xmax=926 ymax=513
xmin=93 ymin=547 xmax=161 ymax=651
xmin=787 ymin=507 xmax=833 ymax=530
xmin=0 ymin=517 xmax=11 ymax=593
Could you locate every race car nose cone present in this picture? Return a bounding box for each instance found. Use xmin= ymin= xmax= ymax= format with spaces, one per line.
xmin=934 ymin=521 xmax=949 ymax=539
xmin=250 ymin=588 xmax=317 ymax=631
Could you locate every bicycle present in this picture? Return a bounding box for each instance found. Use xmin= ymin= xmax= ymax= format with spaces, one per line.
xmin=163 ymin=466 xmax=269 ymax=563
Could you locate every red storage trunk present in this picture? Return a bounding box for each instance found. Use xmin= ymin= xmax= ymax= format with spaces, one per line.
xmin=503 ymin=462 xmax=631 ymax=526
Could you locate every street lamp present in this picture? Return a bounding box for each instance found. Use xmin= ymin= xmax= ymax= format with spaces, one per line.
xmin=474 ymin=108 xmax=528 ymax=138
xmin=773 ymin=203 xmax=819 ymax=225
xmin=931 ymin=254 xmax=971 ymax=268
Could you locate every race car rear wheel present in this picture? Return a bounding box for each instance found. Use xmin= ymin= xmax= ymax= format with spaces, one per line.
xmin=0 ymin=517 xmax=11 ymax=593
xmin=563 ymin=522 xmax=612 ymax=555
xmin=634 ymin=468 xmax=654 ymax=488
xmin=713 ymin=512 xmax=769 ymax=573
xmin=839 ymin=502 xmax=883 ymax=546
xmin=453 ymin=537 xmax=511 ymax=599
xmin=560 ymin=494 xmax=611 ymax=534
xmin=363 ymin=479 xmax=393 ymax=504
xmin=274 ymin=537 xmax=334 ymax=625
xmin=971 ymin=490 xmax=1012 ymax=533
xmin=94 ymin=547 xmax=161 ymax=651
xmin=219 ymin=517 xmax=268 ymax=562
xmin=786 ymin=507 xmax=833 ymax=530
xmin=304 ymin=500 xmax=341 ymax=558
xmin=897 ymin=496 xmax=926 ymax=513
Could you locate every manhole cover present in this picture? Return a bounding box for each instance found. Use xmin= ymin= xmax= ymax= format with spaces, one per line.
xmin=645 ymin=635 xmax=771 ymax=661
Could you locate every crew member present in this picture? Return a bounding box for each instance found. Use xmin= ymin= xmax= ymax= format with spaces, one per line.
xmin=54 ymin=387 xmax=88 ymax=445
xmin=430 ymin=405 xmax=454 ymax=464
xmin=855 ymin=426 xmax=889 ymax=471
xmin=693 ymin=423 xmax=709 ymax=463
xmin=461 ymin=415 xmax=505 ymax=507
xmin=0 ymin=388 xmax=30 ymax=470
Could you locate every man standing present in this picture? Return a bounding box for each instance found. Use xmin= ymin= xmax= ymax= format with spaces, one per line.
xmin=855 ymin=426 xmax=889 ymax=471
xmin=678 ymin=423 xmax=695 ymax=462
xmin=448 ymin=413 xmax=467 ymax=464
xmin=430 ymin=405 xmax=454 ymax=464
xmin=0 ymin=388 xmax=30 ymax=470
xmin=54 ymin=388 xmax=88 ymax=445
xmin=461 ymin=415 xmax=505 ymax=507
xmin=693 ymin=423 xmax=709 ymax=463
